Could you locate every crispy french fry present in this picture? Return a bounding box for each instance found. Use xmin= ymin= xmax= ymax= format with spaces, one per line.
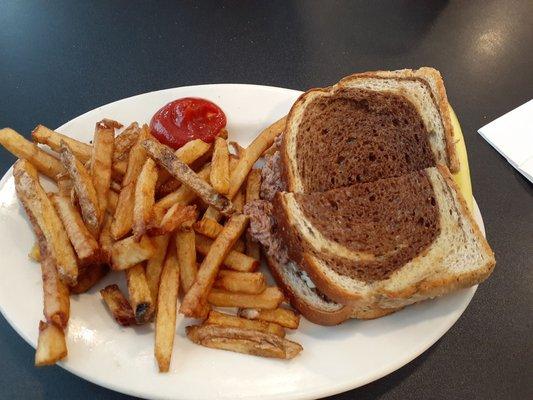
xmin=145 ymin=234 xmax=171 ymax=302
xmin=35 ymin=321 xmax=68 ymax=366
xmin=206 ymin=310 xmax=285 ymax=337
xmin=112 ymin=159 xmax=128 ymax=181
xmin=126 ymin=263 xmax=154 ymax=324
xmin=195 ymin=235 xmax=258 ymax=272
xmin=110 ymin=180 xmax=121 ymax=192
xmin=29 ymin=242 xmax=41 ymax=262
xmin=214 ymin=271 xmax=266 ymax=294
xmin=238 ymin=307 xmax=300 ymax=329
xmin=0 ymin=128 xmax=64 ymax=179
xmin=57 ymin=176 xmax=74 ymax=197
xmin=193 ymin=219 xmax=245 ymax=252
xmin=111 ymin=125 xmax=151 ymax=239
xmin=210 ymin=137 xmax=230 ymax=195
xmin=233 ymin=189 xmax=245 ymax=213
xmin=142 ymin=139 xmax=234 ymax=215
xmin=60 ymin=141 xmax=101 ymax=236
xmin=176 ymin=229 xmax=196 ymax=293
xmin=133 ymin=158 xmax=158 ymax=240
xmin=228 ymin=141 xmax=245 ymax=158
xmin=107 ymin=190 xmax=118 ymax=214
xmin=148 ymin=203 xmax=197 ymax=236
xmin=156 ymin=178 xmax=182 ymax=198
xmin=70 ymin=264 xmax=109 ymax=294
xmin=227 ymin=116 xmax=285 ymax=198
xmin=100 ymin=284 xmax=136 ymax=326
xmin=40 ymin=245 xmax=70 ymax=328
xmin=51 ymin=195 xmax=99 ymax=264
xmin=156 ymin=138 xmax=212 ymax=188
xmin=14 ymin=160 xmax=78 ymax=285
xmin=155 ymin=240 xmax=180 ymax=372
xmin=99 ymin=213 xmax=114 ymax=264
xmin=155 ymin=164 xmax=211 ymax=210
xmin=113 ymin=122 xmax=139 ymax=163
xmin=208 ymin=287 xmax=284 ymax=310
xmin=32 ymin=124 xmax=92 ymax=162
xmin=244 ymin=169 xmax=262 ymax=260
xmin=201 ymin=155 xmax=239 ymax=222
xmin=111 ymin=235 xmax=155 ymax=271
xmin=91 ymin=120 xmax=118 ymax=222
xmin=186 ymin=325 xmax=301 ymax=359
xmin=180 ymin=214 xmax=249 ymax=318
xmin=111 ymin=183 xmax=134 ymax=239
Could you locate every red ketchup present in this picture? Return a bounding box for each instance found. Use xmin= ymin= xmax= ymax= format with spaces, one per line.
xmin=150 ymin=97 xmax=226 ymax=149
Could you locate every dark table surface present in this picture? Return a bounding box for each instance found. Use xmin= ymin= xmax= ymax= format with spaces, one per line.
xmin=0 ymin=1 xmax=531 ymax=399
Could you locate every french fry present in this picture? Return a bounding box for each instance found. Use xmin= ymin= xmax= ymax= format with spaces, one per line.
xmin=112 ymin=159 xmax=128 ymax=181
xmin=14 ymin=160 xmax=78 ymax=285
xmin=51 ymin=195 xmax=99 ymax=264
xmin=180 ymin=214 xmax=249 ymax=318
xmin=111 ymin=235 xmax=155 ymax=271
xmin=245 ymin=169 xmax=262 ymax=260
xmin=154 ymin=240 xmax=180 ymax=372
xmin=206 ymin=310 xmax=285 ymax=337
xmin=111 ymin=183 xmax=134 ymax=239
xmin=57 ymin=176 xmax=74 ymax=197
xmin=91 ymin=120 xmax=118 ymax=222
xmin=176 ymin=229 xmax=196 ymax=293
xmin=142 ymin=139 xmax=234 ymax=215
xmin=195 ymin=235 xmax=258 ymax=272
xmin=60 ymin=141 xmax=101 ymax=236
xmin=155 ymin=163 xmax=211 ymax=210
xmin=35 ymin=321 xmax=68 ymax=366
xmin=100 ymin=284 xmax=136 ymax=326
xmin=148 ymin=203 xmax=197 ymax=236
xmin=132 ymin=158 xmax=158 ymax=240
xmin=201 ymin=154 xmax=239 ymax=222
xmin=156 ymin=138 xmax=212 ymax=188
xmin=32 ymin=124 xmax=92 ymax=162
xmin=228 ymin=141 xmax=245 ymax=158
xmin=233 ymin=189 xmax=245 ymax=213
xmin=70 ymin=264 xmax=109 ymax=295
xmin=110 ymin=180 xmax=121 ymax=192
xmin=107 ymin=190 xmax=118 ymax=214
xmin=186 ymin=325 xmax=302 ymax=359
xmin=111 ymin=125 xmax=151 ymax=239
xmin=156 ymin=178 xmax=182 ymax=198
xmin=238 ymin=307 xmax=300 ymax=329
xmin=193 ymin=219 xmax=245 ymax=252
xmin=0 ymin=128 xmax=64 ymax=179
xmin=99 ymin=213 xmax=114 ymax=264
xmin=40 ymin=245 xmax=70 ymax=328
xmin=210 ymin=137 xmax=230 ymax=195
xmin=214 ymin=271 xmax=266 ymax=294
xmin=126 ymin=263 xmax=154 ymax=324
xmin=208 ymin=287 xmax=284 ymax=310
xmin=145 ymin=234 xmax=171 ymax=302
xmin=227 ymin=116 xmax=285 ymax=198
xmin=29 ymin=242 xmax=41 ymax=262
xmin=113 ymin=122 xmax=139 ymax=163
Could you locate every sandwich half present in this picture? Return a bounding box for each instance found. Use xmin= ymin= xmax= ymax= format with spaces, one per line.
xmin=246 ymin=68 xmax=495 ymax=325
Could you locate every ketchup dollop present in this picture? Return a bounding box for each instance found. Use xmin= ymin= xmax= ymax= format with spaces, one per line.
xmin=150 ymin=98 xmax=226 ymax=149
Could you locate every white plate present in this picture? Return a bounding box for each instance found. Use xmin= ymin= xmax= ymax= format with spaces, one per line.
xmin=0 ymin=84 xmax=485 ymax=400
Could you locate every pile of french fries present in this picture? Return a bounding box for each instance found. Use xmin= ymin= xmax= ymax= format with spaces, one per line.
xmin=0 ymin=114 xmax=302 ymax=371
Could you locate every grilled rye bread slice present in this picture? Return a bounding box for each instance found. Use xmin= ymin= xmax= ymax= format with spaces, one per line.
xmin=272 ymin=166 xmax=495 ymax=308
xmin=281 ymin=67 xmax=458 ymax=194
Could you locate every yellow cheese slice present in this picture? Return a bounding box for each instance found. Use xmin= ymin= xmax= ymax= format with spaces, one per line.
xmin=450 ymin=107 xmax=473 ymax=210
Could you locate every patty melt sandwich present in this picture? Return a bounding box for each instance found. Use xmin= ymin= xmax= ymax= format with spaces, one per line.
xmin=245 ymin=68 xmax=495 ymax=325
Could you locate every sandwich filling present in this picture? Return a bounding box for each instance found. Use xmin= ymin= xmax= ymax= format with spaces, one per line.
xmin=295 ymin=89 xmax=436 ymax=192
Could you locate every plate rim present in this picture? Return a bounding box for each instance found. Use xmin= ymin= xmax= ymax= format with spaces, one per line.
xmin=0 ymin=83 xmax=483 ymax=400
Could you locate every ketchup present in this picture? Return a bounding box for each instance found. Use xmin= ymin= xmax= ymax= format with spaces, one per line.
xmin=150 ymin=98 xmax=226 ymax=149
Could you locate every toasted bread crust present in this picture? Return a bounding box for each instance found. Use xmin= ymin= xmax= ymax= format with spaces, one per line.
xmin=265 ymin=254 xmax=353 ymax=325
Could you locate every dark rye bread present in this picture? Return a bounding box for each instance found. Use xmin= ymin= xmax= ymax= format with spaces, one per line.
xmin=285 ymin=171 xmax=441 ymax=282
xmin=272 ymin=166 xmax=495 ymax=307
xmin=294 ymin=89 xmax=436 ymax=191
xmin=282 ymin=67 xmax=459 ymax=194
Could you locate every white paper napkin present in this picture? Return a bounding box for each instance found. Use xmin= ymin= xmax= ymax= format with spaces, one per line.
xmin=478 ymin=99 xmax=533 ymax=183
